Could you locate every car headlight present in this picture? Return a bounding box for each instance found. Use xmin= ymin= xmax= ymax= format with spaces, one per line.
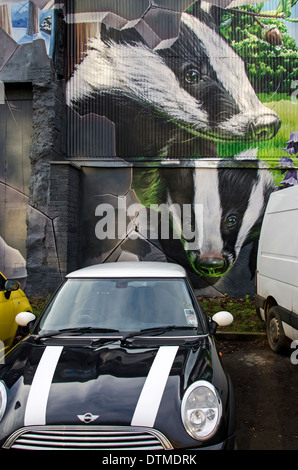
xmin=0 ymin=381 xmax=7 ymax=422
xmin=181 ymin=380 xmax=222 ymax=441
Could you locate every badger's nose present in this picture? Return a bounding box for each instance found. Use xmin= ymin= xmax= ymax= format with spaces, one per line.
xmin=196 ymin=256 xmax=228 ymax=277
xmin=249 ymin=114 xmax=281 ymax=141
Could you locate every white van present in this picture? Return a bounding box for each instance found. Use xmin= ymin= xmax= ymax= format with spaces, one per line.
xmin=255 ymin=185 xmax=298 ymax=353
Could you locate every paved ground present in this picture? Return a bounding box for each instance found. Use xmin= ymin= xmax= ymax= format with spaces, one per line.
xmin=217 ymin=336 xmax=298 ymax=450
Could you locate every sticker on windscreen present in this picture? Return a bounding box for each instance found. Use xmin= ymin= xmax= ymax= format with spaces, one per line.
xmin=184 ymin=308 xmax=197 ymax=326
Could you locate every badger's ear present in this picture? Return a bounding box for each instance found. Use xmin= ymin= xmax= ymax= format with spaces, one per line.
xmin=100 ymin=22 xmax=147 ymax=46
xmin=186 ymin=1 xmax=222 ymax=29
xmin=208 ymin=5 xmax=224 ymax=28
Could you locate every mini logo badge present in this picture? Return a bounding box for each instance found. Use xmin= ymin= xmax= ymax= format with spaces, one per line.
xmin=77 ymin=413 xmax=99 ymax=423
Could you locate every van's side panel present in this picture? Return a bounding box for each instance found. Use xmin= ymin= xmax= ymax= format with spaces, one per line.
xmin=256 ymin=186 xmax=298 ymax=341
xmin=292 ymin=221 xmax=298 ymax=338
xmin=260 ymin=211 xmax=297 ymax=282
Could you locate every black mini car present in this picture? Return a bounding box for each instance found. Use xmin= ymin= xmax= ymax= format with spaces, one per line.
xmin=0 ymin=262 xmax=235 ymax=450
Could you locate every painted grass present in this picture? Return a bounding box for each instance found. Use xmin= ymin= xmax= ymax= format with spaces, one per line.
xmin=257 ymin=96 xmax=298 ymax=158
xmin=257 ymin=95 xmax=298 ymax=186
xmin=217 ymin=94 xmax=298 ymax=186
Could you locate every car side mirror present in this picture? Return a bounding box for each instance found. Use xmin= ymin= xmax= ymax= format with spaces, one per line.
xmin=210 ymin=311 xmax=233 ymax=336
xmin=5 ymin=280 xmax=20 ymax=291
xmin=4 ymin=279 xmax=20 ymax=299
xmin=15 ymin=312 xmax=36 ymax=328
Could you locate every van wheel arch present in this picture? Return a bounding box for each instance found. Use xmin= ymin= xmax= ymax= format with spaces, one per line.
xmin=264 ymin=297 xmax=278 ymax=320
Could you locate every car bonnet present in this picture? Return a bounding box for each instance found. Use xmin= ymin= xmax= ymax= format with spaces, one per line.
xmin=1 ymin=338 xmax=213 ymax=442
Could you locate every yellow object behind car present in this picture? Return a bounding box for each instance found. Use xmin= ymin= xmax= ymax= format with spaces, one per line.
xmin=0 ymin=272 xmax=33 ymax=353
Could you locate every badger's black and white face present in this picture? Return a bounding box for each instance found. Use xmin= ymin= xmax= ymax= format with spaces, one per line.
xmin=159 ymin=157 xmax=276 ymax=278
xmin=67 ymin=7 xmax=280 ymax=158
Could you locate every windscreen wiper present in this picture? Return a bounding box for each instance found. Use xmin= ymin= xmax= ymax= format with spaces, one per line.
xmin=36 ymin=327 xmax=120 ymax=340
xmin=121 ymin=325 xmax=197 ymax=345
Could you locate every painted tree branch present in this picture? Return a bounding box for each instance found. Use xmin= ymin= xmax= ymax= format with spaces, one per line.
xmin=229 ymin=8 xmax=286 ymax=19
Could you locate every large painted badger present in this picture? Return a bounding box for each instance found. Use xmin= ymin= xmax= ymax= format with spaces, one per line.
xmin=66 ymin=2 xmax=281 ymax=158
xmin=130 ymin=153 xmax=276 ymax=289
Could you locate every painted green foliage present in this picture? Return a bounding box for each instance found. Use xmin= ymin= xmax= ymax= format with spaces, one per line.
xmin=213 ymin=3 xmax=298 ymax=183
xmin=220 ymin=4 xmax=298 ymax=94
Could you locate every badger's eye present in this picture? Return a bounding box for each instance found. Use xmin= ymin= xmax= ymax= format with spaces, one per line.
xmin=185 ymin=69 xmax=200 ymax=84
xmin=225 ymin=215 xmax=237 ymax=228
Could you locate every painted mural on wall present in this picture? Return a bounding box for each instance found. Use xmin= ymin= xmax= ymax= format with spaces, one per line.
xmin=65 ymin=0 xmax=298 ymax=295
xmin=0 ymin=0 xmax=297 ymax=296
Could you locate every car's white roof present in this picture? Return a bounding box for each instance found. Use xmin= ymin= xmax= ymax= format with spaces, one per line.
xmin=66 ymin=261 xmax=187 ymax=279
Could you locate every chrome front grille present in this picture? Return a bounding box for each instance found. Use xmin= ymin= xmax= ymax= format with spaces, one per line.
xmin=3 ymin=426 xmax=173 ymax=450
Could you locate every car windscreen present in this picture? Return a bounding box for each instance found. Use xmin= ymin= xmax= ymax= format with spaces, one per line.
xmin=38 ymin=278 xmax=204 ymax=334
